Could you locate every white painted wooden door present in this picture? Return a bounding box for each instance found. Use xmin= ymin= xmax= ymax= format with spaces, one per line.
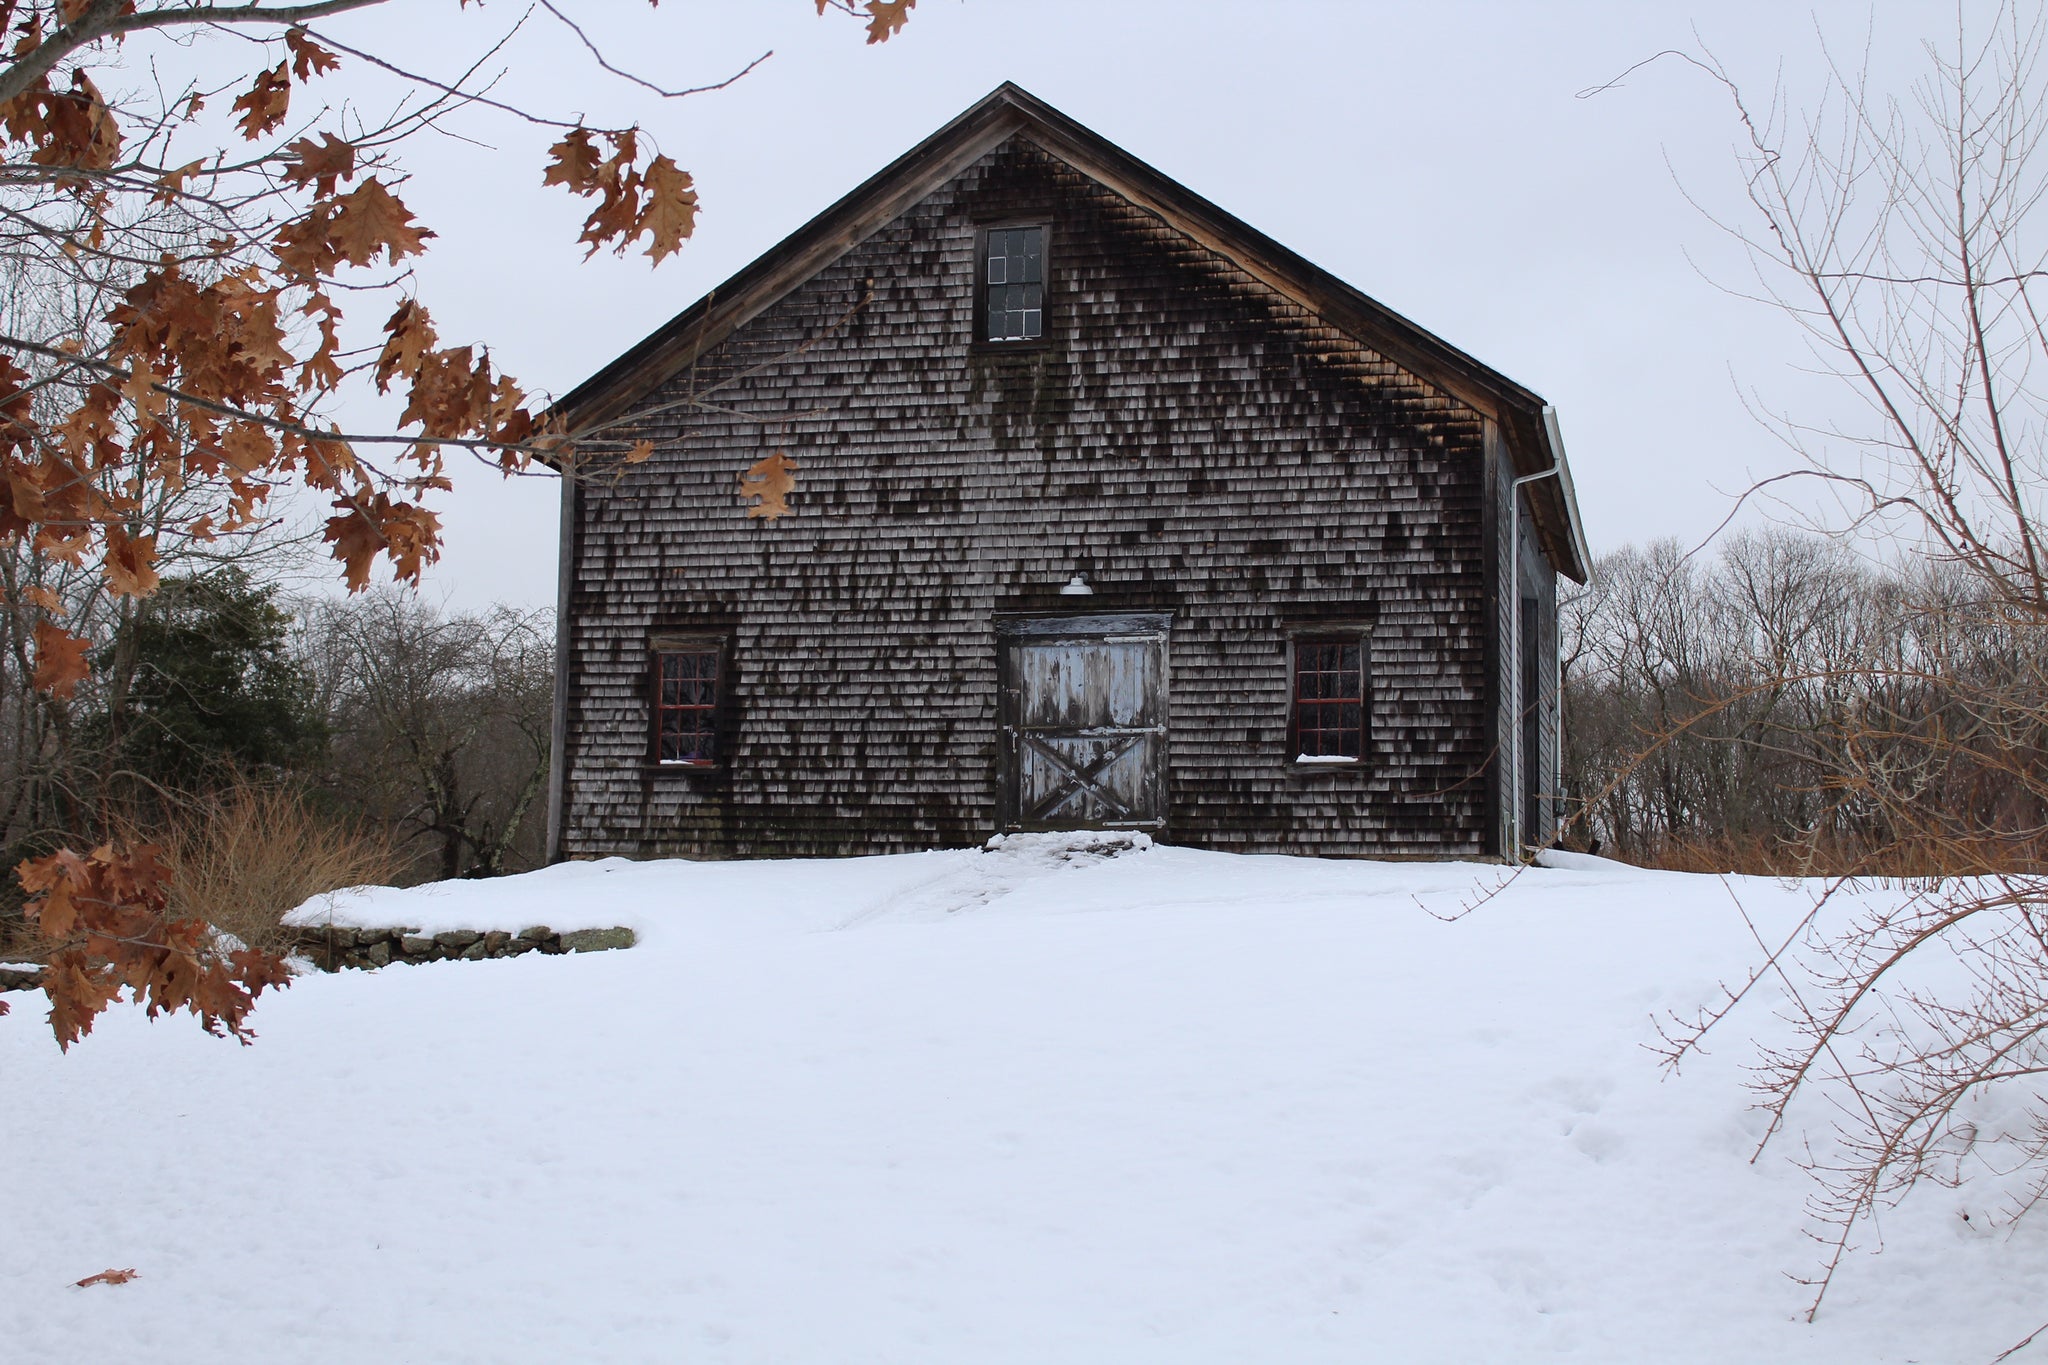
xmin=1000 ymin=618 xmax=1168 ymax=831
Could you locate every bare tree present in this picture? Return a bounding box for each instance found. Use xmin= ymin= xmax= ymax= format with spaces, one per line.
xmin=0 ymin=229 xmax=325 ymax=887
xmin=1561 ymin=529 xmax=1884 ymax=863
xmin=304 ymin=592 xmax=552 ymax=881
xmin=1589 ymin=4 xmax=2048 ymax=1321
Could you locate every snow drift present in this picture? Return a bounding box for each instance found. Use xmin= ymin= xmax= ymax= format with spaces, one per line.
xmin=6 ymin=837 xmax=2044 ymax=1362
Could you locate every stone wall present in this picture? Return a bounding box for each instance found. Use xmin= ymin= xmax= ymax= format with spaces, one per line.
xmin=287 ymin=925 xmax=635 ymax=971
xmin=0 ymin=963 xmax=43 ymax=992
xmin=0 ymin=926 xmax=636 ymax=997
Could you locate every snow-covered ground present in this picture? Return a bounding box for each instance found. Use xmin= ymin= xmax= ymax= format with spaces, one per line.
xmin=7 ymin=837 xmax=2045 ymax=1362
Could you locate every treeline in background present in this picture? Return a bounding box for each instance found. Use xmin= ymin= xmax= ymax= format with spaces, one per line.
xmin=0 ymin=547 xmax=552 ymax=959
xmin=1561 ymin=527 xmax=2048 ymax=874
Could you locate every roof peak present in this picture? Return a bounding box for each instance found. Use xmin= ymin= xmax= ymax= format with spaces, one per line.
xmin=551 ymin=83 xmax=1588 ymax=577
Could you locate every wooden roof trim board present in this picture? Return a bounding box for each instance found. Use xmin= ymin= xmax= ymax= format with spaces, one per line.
xmin=550 ymin=82 xmax=1591 ymax=581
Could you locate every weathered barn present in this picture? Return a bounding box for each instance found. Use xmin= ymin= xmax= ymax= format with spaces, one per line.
xmin=544 ymin=84 xmax=1589 ymax=863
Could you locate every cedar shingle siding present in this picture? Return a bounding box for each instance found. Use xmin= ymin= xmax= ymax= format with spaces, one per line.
xmin=550 ymin=87 xmax=1587 ymax=862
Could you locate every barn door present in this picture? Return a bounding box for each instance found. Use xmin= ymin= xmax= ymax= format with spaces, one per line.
xmin=999 ymin=614 xmax=1169 ymax=832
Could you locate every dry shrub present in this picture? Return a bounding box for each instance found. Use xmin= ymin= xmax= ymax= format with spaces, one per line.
xmin=0 ymin=912 xmax=58 ymax=966
xmin=137 ymin=783 xmax=401 ymax=960
xmin=1622 ymin=831 xmax=2048 ymax=878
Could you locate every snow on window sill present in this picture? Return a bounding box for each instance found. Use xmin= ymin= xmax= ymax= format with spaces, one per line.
xmin=1293 ymin=755 xmax=1361 ymax=765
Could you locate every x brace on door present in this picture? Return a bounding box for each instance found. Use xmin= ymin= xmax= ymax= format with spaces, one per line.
xmin=1023 ymin=733 xmax=1142 ymax=821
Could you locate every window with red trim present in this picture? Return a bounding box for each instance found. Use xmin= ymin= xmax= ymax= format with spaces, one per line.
xmin=1293 ymin=638 xmax=1365 ymax=761
xmin=654 ymin=646 xmax=721 ymax=765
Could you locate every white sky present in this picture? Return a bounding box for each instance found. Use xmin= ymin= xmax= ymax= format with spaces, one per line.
xmin=292 ymin=0 xmax=1960 ymax=611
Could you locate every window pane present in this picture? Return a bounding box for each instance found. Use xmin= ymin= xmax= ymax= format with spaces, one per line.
xmin=988 ymin=279 xmax=1034 ymax=341
xmin=656 ymin=648 xmax=721 ymax=763
xmin=1295 ymin=638 xmax=1365 ymax=760
xmin=984 ymin=227 xmax=1046 ymax=342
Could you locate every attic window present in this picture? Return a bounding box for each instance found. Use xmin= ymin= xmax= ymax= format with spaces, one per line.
xmin=653 ymin=643 xmax=722 ymax=765
xmin=982 ymin=225 xmax=1045 ymax=342
xmin=1292 ymin=637 xmax=1366 ymax=762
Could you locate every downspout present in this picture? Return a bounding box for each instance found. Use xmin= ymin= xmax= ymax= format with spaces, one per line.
xmin=1508 ymin=457 xmax=1563 ymax=859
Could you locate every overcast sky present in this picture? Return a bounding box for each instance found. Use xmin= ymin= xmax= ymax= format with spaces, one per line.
xmin=299 ymin=1 xmax=1961 ymax=611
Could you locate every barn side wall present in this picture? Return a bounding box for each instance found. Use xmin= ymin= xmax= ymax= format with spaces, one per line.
xmin=558 ymin=137 xmax=1494 ymax=859
xmin=1483 ymin=421 xmax=1563 ymax=855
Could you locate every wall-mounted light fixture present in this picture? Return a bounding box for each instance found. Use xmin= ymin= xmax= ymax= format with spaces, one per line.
xmin=1059 ymin=572 xmax=1094 ymax=596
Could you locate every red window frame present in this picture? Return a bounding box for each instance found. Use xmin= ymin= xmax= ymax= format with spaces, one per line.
xmin=1292 ymin=637 xmax=1366 ymax=761
xmin=653 ymin=644 xmax=722 ymax=766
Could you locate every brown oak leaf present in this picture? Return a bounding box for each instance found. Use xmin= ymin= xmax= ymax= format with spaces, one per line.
xmin=281 ymin=132 xmax=356 ymax=197
xmin=220 ymin=421 xmax=276 ymax=475
xmin=636 ymin=155 xmax=698 ymax=262
xmin=152 ymin=158 xmax=204 ymax=205
xmin=102 ymin=528 xmax=159 ymax=597
xmin=44 ymin=953 xmax=126 ymax=1050
xmin=541 ymin=128 xmax=601 ymax=190
xmin=375 ymin=299 xmax=437 ymax=392
xmin=738 ymin=451 xmax=798 ymax=520
xmin=21 ymin=850 xmax=84 ymax=938
xmin=329 ymin=179 xmax=433 ymax=267
xmin=323 ymin=504 xmax=384 ymax=591
xmin=75 ymin=1268 xmax=138 ymax=1289
xmin=31 ymin=620 xmax=90 ymax=698
xmin=231 ymin=62 xmax=290 ymax=140
xmin=863 ymin=0 xmax=915 ymax=43
xmin=284 ymin=27 xmax=340 ymax=81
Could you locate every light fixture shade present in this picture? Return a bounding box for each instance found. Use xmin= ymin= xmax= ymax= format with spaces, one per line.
xmin=1059 ymin=573 xmax=1094 ymax=596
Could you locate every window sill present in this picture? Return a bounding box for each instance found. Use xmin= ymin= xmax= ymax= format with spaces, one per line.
xmin=969 ymin=336 xmax=1055 ymax=355
xmin=1286 ymin=756 xmax=1368 ymax=779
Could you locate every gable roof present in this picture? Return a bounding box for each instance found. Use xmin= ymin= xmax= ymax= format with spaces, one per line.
xmin=553 ymin=82 xmax=1590 ymax=581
